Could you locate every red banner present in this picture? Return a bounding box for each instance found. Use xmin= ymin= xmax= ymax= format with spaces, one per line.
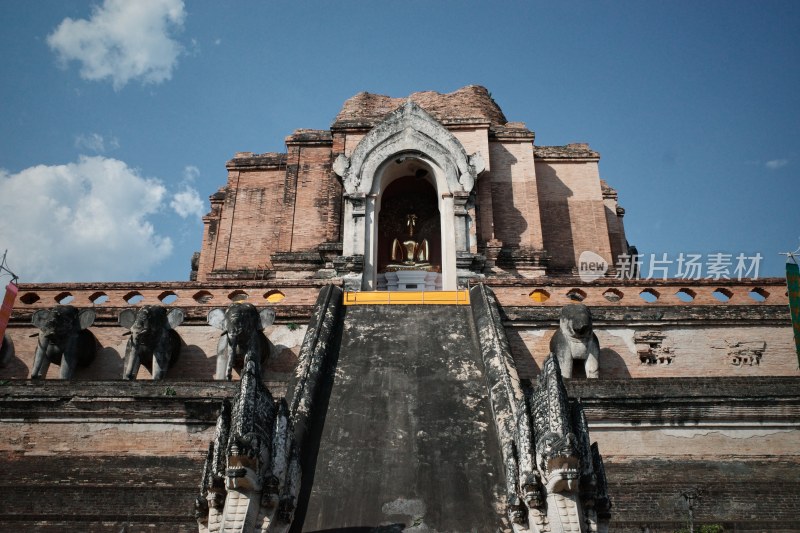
xmin=0 ymin=282 xmax=18 ymax=340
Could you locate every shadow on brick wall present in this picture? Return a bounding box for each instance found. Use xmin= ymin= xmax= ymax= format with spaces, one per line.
xmin=505 ymin=328 xmax=540 ymax=379
xmin=600 ymin=347 xmax=632 ymax=379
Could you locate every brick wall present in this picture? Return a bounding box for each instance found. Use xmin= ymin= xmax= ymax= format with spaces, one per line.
xmin=1 ymin=321 xmax=306 ymax=382
xmin=507 ymin=322 xmax=797 ymax=380
xmin=603 ymin=186 xmax=628 ymax=265
xmin=488 ymin=279 xmax=788 ymax=307
xmin=0 ymin=381 xmax=236 ymax=531
xmin=565 ymin=377 xmax=800 ymax=532
xmin=197 ymin=189 xmax=224 ymax=281
xmin=4 ymin=279 xmax=791 ymax=382
xmin=1 ymin=281 xmax=327 ymax=381
xmin=536 ymin=160 xmax=613 ymax=272
xmin=220 ymin=168 xmax=290 ymax=270
xmin=287 ymin=145 xmax=337 ymax=251
xmin=487 ymin=141 xmax=545 ymax=250
xmin=0 ymin=457 xmax=203 ymax=532
xmin=1 ymin=378 xmax=796 ymax=532
xmin=452 ymin=127 xmax=490 ymax=171
xmin=343 ymin=132 xmax=364 ymax=156
xmin=604 ymin=459 xmax=800 ymax=532
xmin=9 ymin=281 xmax=327 ymax=311
xmin=475 ymin=166 xmax=496 ymax=245
xmin=197 ymin=116 xmax=624 ymax=281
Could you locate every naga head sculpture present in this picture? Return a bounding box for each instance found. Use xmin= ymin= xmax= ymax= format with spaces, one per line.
xmin=531 ymin=355 xmax=581 ymax=494
xmin=536 ymin=430 xmax=581 ymax=493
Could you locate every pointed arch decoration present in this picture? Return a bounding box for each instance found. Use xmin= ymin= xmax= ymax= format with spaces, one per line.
xmin=333 ymin=101 xmax=486 ymax=291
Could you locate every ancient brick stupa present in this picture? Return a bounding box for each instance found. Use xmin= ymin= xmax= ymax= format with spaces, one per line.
xmin=1 ymin=87 xmax=797 ymax=532
xmin=196 ymin=85 xmax=628 ymax=287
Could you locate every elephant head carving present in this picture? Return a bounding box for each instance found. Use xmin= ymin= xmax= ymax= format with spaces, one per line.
xmin=207 ymin=303 xmax=275 ymax=380
xmin=31 ymin=305 xmax=96 ymax=379
xmin=549 ymin=303 xmax=600 ymax=379
xmin=119 ymin=305 xmax=184 ymax=380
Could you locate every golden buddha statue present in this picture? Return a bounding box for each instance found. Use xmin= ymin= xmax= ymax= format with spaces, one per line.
xmin=386 ymin=214 xmax=434 ymax=271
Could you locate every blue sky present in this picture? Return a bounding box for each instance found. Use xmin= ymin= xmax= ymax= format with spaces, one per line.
xmin=0 ymin=0 xmax=798 ymax=286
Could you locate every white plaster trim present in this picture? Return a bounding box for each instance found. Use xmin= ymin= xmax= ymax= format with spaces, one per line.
xmin=588 ymin=421 xmax=800 ymax=430
xmin=602 ymin=328 xmax=637 ymax=355
xmin=335 ymin=101 xmax=482 ymax=291
xmin=2 ymin=418 xmax=214 ymax=425
xmin=340 ymin=102 xmax=478 ymax=195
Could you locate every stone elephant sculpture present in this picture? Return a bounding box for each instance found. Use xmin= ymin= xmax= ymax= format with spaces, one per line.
xmin=207 ymin=303 xmax=275 ymax=380
xmin=549 ymin=303 xmax=600 ymax=379
xmin=119 ymin=305 xmax=184 ymax=380
xmin=31 ymin=305 xmax=96 ymax=379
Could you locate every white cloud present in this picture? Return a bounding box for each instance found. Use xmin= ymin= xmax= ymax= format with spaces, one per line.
xmin=171 ymin=187 xmax=204 ymax=219
xmin=47 ymin=0 xmax=186 ymax=90
xmin=182 ymin=165 xmax=200 ymax=182
xmin=169 ymin=165 xmax=205 ymax=219
xmin=0 ymin=156 xmax=173 ymax=282
xmin=765 ymin=159 xmax=788 ymax=170
xmin=75 ymin=132 xmax=119 ymax=153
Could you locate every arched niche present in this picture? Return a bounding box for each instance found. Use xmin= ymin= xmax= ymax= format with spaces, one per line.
xmin=333 ymin=101 xmax=485 ymax=290
xmin=377 ymin=167 xmax=441 ymax=275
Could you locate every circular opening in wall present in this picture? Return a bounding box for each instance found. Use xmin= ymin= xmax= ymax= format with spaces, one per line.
xmin=675 ymin=288 xmax=696 ymax=302
xmin=529 ymin=289 xmax=550 ymax=303
xmin=228 ymin=290 xmax=248 ymax=302
xmin=193 ymin=290 xmax=213 ymax=304
xmin=55 ymin=292 xmax=74 ymax=304
xmin=712 ymin=288 xmax=733 ymax=302
xmin=264 ymin=290 xmax=286 ymax=303
xmin=566 ymin=289 xmax=587 ymax=302
xmin=602 ymin=288 xmax=623 ymax=302
xmin=159 ymin=291 xmax=178 ymax=304
xmin=89 ymin=292 xmax=109 ymax=305
xmin=124 ymin=291 xmax=144 ymax=304
xmin=20 ymin=292 xmax=40 ymax=305
xmin=639 ymin=289 xmax=660 ymax=303
xmin=748 ymin=287 xmax=769 ymax=302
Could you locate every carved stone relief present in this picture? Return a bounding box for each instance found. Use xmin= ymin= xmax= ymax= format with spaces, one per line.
xmin=715 ymin=339 xmax=766 ymax=366
xmin=634 ymin=331 xmax=674 ymax=365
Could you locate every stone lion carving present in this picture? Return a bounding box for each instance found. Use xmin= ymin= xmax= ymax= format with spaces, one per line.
xmin=119 ymin=305 xmax=184 ymax=380
xmin=549 ymin=303 xmax=600 ymax=379
xmin=207 ymin=303 xmax=275 ymax=380
xmin=31 ymin=305 xmax=96 ymax=379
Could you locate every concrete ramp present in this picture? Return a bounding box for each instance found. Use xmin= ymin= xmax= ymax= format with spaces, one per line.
xmin=299 ymin=304 xmax=506 ymax=532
